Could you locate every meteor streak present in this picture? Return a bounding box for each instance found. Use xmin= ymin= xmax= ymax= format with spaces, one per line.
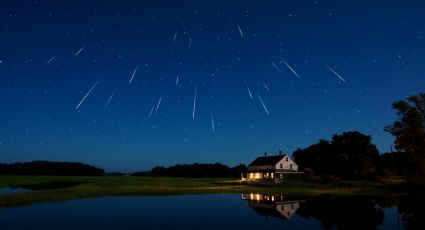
xmin=148 ymin=104 xmax=155 ymax=119
xmin=326 ymin=65 xmax=346 ymax=83
xmin=75 ymin=47 xmax=85 ymax=56
xmin=263 ymin=83 xmax=271 ymax=92
xmin=129 ymin=65 xmax=139 ymax=85
xmin=257 ymin=93 xmax=270 ymax=115
xmin=105 ymin=92 xmax=115 ymax=108
xmin=46 ymin=56 xmax=56 ymax=64
xmin=270 ymin=60 xmax=281 ymax=72
xmin=211 ymin=113 xmax=215 ymax=133
xmin=155 ymin=96 xmax=162 ymax=114
xmin=237 ymin=24 xmax=243 ymax=38
xmin=173 ymin=30 xmax=178 ymax=42
xmin=247 ymin=86 xmax=253 ymax=99
xmin=192 ymin=84 xmax=197 ymax=119
xmin=75 ymin=80 xmax=99 ymax=110
xmin=280 ymin=57 xmax=301 ymax=78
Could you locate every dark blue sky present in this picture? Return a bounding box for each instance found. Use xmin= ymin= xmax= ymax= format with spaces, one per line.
xmin=1 ymin=0 xmax=424 ymax=172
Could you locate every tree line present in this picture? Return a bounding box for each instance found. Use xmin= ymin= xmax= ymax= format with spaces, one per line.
xmin=293 ymin=131 xmax=405 ymax=179
xmin=0 ymin=161 xmax=105 ymax=176
xmin=133 ymin=163 xmax=247 ymax=178
xmin=293 ymin=93 xmax=425 ymax=186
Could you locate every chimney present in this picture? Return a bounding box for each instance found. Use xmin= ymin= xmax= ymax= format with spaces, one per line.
xmin=278 ymin=150 xmax=283 ymax=155
xmin=264 ymin=152 xmax=267 ymax=157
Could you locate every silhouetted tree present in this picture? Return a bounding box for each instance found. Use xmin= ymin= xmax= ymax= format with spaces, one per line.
xmin=303 ymin=167 xmax=316 ymax=181
xmin=139 ymin=163 xmax=246 ymax=178
xmin=331 ymin=131 xmax=379 ymax=178
xmin=0 ymin=161 xmax=104 ymax=176
xmin=293 ymin=139 xmax=332 ymax=174
xmin=384 ymin=93 xmax=425 ymax=187
xmin=384 ymin=93 xmax=425 ymax=159
xmin=231 ymin=164 xmax=248 ymax=177
xmin=293 ymin=131 xmax=379 ymax=178
xmin=376 ymin=151 xmax=409 ymax=176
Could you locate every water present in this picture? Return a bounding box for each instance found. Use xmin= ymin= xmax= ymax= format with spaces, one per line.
xmin=0 ymin=193 xmax=420 ymax=229
xmin=0 ymin=181 xmax=80 ymax=195
xmin=0 ymin=187 xmax=30 ymax=195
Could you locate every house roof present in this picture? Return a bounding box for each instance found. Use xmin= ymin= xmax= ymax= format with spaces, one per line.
xmin=250 ymin=206 xmax=290 ymax=220
xmin=249 ymin=155 xmax=287 ymax=166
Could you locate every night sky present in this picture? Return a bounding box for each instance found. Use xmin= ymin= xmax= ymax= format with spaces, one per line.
xmin=1 ymin=0 xmax=424 ymax=172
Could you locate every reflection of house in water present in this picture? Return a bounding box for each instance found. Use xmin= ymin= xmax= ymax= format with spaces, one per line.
xmin=241 ymin=193 xmax=303 ymax=220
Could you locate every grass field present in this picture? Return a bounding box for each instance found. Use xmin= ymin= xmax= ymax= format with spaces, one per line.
xmin=0 ymin=175 xmax=406 ymax=207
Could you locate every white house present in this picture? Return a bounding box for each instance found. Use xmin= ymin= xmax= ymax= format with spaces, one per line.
xmin=242 ymin=153 xmax=300 ymax=184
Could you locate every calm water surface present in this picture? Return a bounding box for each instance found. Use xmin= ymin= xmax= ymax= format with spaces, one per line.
xmin=0 ymin=193 xmax=420 ymax=229
xmin=0 ymin=187 xmax=30 ymax=195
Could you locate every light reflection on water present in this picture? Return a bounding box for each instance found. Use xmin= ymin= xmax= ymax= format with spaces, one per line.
xmin=241 ymin=193 xmax=303 ymax=220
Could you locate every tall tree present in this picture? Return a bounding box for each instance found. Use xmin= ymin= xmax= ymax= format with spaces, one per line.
xmin=331 ymin=131 xmax=379 ymax=178
xmin=385 ymin=93 xmax=425 ymax=187
xmin=384 ymin=93 xmax=425 ymax=160
xmin=293 ymin=139 xmax=332 ymax=174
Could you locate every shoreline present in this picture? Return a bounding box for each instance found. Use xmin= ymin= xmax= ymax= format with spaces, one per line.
xmin=0 ymin=175 xmax=407 ymax=208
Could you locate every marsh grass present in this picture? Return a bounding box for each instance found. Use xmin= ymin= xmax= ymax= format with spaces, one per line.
xmin=0 ymin=175 xmax=406 ymax=207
